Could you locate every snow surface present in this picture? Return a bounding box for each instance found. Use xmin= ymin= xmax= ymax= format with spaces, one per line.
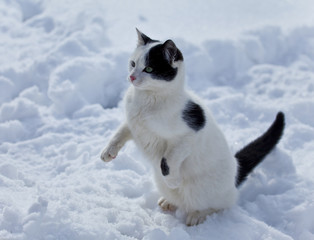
xmin=1 ymin=0 xmax=314 ymax=239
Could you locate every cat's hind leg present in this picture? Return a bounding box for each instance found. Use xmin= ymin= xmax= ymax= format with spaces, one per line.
xmin=158 ymin=197 xmax=177 ymax=212
xmin=186 ymin=208 xmax=219 ymax=226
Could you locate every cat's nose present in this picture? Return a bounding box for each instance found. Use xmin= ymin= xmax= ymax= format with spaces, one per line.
xmin=130 ymin=75 xmax=136 ymax=82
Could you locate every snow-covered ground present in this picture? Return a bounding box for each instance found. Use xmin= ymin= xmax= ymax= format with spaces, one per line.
xmin=1 ymin=0 xmax=314 ymax=239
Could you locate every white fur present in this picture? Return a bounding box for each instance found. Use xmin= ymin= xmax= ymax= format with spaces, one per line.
xmin=101 ymin=41 xmax=238 ymax=226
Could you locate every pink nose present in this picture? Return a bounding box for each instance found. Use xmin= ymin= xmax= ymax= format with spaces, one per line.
xmin=130 ymin=75 xmax=136 ymax=82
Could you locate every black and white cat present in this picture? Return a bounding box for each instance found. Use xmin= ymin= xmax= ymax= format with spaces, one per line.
xmin=101 ymin=29 xmax=285 ymax=226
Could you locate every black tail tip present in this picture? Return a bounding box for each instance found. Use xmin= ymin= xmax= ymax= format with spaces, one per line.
xmin=274 ymin=111 xmax=285 ymax=135
xmin=276 ymin=111 xmax=285 ymax=124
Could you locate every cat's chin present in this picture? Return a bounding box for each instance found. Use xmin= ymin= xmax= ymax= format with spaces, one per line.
xmin=131 ymin=81 xmax=144 ymax=88
xmin=130 ymin=80 xmax=153 ymax=91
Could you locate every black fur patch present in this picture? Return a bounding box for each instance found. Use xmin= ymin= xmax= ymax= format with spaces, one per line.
xmin=161 ymin=157 xmax=170 ymax=176
xmin=182 ymin=101 xmax=206 ymax=131
xmin=145 ymin=44 xmax=181 ymax=81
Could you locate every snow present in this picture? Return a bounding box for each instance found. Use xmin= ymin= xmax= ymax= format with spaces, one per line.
xmin=1 ymin=0 xmax=314 ymax=239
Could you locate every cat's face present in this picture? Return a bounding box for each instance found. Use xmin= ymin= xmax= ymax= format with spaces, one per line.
xmin=128 ymin=29 xmax=184 ymax=91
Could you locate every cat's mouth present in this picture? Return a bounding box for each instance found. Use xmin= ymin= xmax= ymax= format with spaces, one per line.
xmin=128 ymin=75 xmax=143 ymax=87
xmin=130 ymin=77 xmax=142 ymax=87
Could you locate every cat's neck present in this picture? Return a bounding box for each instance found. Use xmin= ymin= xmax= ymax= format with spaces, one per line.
xmin=133 ymin=86 xmax=184 ymax=102
xmin=130 ymin=86 xmax=186 ymax=113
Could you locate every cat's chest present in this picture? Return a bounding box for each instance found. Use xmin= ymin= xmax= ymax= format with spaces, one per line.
xmin=125 ymin=92 xmax=183 ymax=138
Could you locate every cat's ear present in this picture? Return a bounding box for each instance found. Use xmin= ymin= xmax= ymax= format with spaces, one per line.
xmin=136 ymin=28 xmax=155 ymax=46
xmin=162 ymin=40 xmax=183 ymax=64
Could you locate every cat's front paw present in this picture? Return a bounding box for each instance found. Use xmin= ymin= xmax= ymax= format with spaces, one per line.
xmin=100 ymin=144 xmax=119 ymax=162
xmin=160 ymin=157 xmax=181 ymax=188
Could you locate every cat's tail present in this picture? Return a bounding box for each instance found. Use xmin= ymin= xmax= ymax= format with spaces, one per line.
xmin=235 ymin=112 xmax=285 ymax=187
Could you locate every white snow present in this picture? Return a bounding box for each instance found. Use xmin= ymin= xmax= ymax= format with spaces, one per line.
xmin=1 ymin=0 xmax=314 ymax=239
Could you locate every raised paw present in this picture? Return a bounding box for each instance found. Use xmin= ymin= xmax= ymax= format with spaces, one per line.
xmin=100 ymin=144 xmax=119 ymax=162
xmin=158 ymin=197 xmax=177 ymax=212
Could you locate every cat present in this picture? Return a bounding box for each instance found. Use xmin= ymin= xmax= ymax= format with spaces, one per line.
xmin=100 ymin=29 xmax=285 ymax=226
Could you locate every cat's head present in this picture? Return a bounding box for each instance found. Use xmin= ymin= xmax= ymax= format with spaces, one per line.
xmin=128 ymin=29 xmax=184 ymax=91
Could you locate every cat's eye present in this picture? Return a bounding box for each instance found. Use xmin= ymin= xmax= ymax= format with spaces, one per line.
xmin=130 ymin=61 xmax=136 ymax=68
xmin=144 ymin=66 xmax=153 ymax=73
